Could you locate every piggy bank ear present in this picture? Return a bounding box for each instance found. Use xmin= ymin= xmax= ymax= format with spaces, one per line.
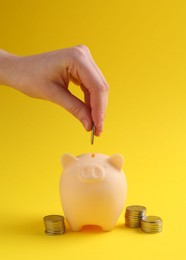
xmin=108 ymin=154 xmax=124 ymax=171
xmin=61 ymin=154 xmax=78 ymax=169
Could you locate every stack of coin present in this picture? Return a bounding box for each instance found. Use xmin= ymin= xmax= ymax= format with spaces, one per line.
xmin=43 ymin=215 xmax=66 ymax=235
xmin=125 ymin=205 xmax=147 ymax=228
xmin=141 ymin=216 xmax=162 ymax=233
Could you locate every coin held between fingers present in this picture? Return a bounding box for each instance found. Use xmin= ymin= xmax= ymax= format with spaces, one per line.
xmin=91 ymin=123 xmax=95 ymax=145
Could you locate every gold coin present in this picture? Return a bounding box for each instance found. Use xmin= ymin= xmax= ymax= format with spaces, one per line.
xmin=141 ymin=216 xmax=163 ymax=233
xmin=141 ymin=216 xmax=162 ymax=223
xmin=125 ymin=205 xmax=147 ymax=228
xmin=126 ymin=205 xmax=147 ymax=213
xmin=43 ymin=215 xmax=66 ymax=235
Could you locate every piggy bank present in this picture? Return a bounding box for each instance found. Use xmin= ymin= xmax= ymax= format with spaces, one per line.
xmin=60 ymin=153 xmax=127 ymax=231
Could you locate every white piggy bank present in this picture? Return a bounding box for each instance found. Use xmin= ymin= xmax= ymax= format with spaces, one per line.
xmin=60 ymin=153 xmax=127 ymax=231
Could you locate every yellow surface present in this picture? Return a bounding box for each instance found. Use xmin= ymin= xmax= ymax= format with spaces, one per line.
xmin=0 ymin=0 xmax=186 ymax=259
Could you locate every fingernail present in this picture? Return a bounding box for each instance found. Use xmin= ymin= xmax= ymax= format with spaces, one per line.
xmin=98 ymin=122 xmax=104 ymax=133
xmin=82 ymin=119 xmax=89 ymax=131
xmin=95 ymin=122 xmax=103 ymax=136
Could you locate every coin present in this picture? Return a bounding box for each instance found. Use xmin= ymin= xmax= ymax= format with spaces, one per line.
xmin=141 ymin=216 xmax=163 ymax=233
xmin=91 ymin=123 xmax=95 ymax=145
xmin=125 ymin=205 xmax=147 ymax=228
xmin=43 ymin=215 xmax=66 ymax=235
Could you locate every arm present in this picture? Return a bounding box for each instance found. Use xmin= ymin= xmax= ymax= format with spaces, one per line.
xmin=0 ymin=45 xmax=109 ymax=136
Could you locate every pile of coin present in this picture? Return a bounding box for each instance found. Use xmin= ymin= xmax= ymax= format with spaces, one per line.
xmin=125 ymin=205 xmax=147 ymax=228
xmin=43 ymin=215 xmax=66 ymax=235
xmin=141 ymin=216 xmax=163 ymax=233
xmin=125 ymin=205 xmax=163 ymax=233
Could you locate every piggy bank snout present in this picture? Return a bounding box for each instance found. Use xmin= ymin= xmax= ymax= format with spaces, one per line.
xmin=80 ymin=165 xmax=105 ymax=182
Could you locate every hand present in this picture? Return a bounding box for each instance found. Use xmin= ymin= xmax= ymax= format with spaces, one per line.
xmin=0 ymin=45 xmax=109 ymax=136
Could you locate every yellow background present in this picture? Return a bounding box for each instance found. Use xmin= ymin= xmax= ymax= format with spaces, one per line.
xmin=0 ymin=0 xmax=186 ymax=259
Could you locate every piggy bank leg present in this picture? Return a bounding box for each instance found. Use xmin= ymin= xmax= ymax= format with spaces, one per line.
xmin=65 ymin=216 xmax=83 ymax=231
xmin=69 ymin=222 xmax=83 ymax=232
xmin=101 ymin=224 xmax=115 ymax=232
xmin=101 ymin=219 xmax=116 ymax=231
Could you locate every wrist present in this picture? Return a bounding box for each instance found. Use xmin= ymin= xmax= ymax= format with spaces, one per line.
xmin=0 ymin=50 xmax=20 ymax=86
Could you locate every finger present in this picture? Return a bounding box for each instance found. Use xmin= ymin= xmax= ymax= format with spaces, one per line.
xmin=90 ymin=84 xmax=108 ymax=136
xmin=80 ymin=63 xmax=108 ymax=135
xmin=81 ymin=49 xmax=109 ymax=135
xmin=68 ymin=52 xmax=109 ymax=135
xmin=82 ymin=46 xmax=109 ymax=89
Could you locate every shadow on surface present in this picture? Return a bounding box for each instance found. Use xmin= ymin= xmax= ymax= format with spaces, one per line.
xmin=0 ymin=214 xmax=44 ymax=236
xmin=116 ymin=223 xmax=146 ymax=234
xmin=1 ymin=213 xmax=141 ymax=237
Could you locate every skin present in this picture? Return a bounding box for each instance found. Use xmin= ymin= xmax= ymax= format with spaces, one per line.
xmin=0 ymin=45 xmax=109 ymax=136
